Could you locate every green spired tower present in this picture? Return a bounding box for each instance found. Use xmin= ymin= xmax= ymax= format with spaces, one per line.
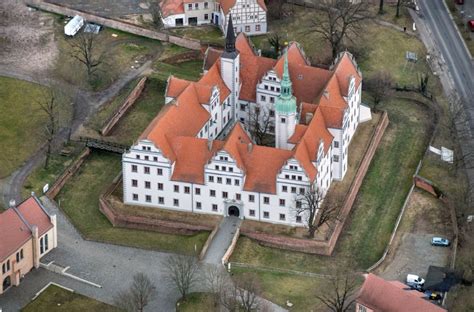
xmin=275 ymin=51 xmax=297 ymax=149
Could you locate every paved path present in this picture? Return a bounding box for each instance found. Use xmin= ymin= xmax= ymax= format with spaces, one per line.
xmin=203 ymin=216 xmax=241 ymax=265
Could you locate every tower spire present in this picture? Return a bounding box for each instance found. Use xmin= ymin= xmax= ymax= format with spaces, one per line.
xmin=280 ymin=50 xmax=293 ymax=99
xmin=222 ymin=14 xmax=238 ymax=59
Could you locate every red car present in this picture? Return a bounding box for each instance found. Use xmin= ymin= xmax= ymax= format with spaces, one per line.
xmin=469 ymin=20 xmax=474 ymax=32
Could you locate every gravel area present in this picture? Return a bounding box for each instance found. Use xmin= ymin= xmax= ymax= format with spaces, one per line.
xmin=0 ymin=0 xmax=58 ymax=76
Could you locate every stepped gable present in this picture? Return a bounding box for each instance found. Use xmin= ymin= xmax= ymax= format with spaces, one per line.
xmin=218 ymin=0 xmax=267 ymax=14
xmin=333 ymin=52 xmax=362 ymax=96
xmin=171 ymin=137 xmax=225 ymax=184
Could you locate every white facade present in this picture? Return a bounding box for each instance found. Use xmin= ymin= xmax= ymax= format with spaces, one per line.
xmin=122 ymin=34 xmax=365 ymax=228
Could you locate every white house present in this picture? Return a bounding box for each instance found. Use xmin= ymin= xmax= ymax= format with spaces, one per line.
xmin=122 ymin=18 xmax=366 ymax=227
xmin=159 ymin=0 xmax=267 ymax=35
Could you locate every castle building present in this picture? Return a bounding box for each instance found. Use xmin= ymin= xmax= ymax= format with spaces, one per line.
xmin=159 ymin=0 xmax=267 ymax=35
xmin=122 ymin=18 xmax=369 ymax=227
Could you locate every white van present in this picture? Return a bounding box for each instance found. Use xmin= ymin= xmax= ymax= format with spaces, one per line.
xmin=406 ymin=274 xmax=425 ymax=286
xmin=64 ymin=15 xmax=84 ymax=37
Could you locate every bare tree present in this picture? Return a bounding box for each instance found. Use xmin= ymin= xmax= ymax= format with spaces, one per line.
xmin=202 ymin=265 xmax=230 ymax=308
xmin=38 ymin=89 xmax=60 ymax=169
xmin=249 ymin=105 xmax=273 ymax=146
xmin=163 ymin=254 xmax=200 ymax=301
xmin=306 ymin=0 xmax=372 ymax=59
xmin=396 ymin=0 xmax=413 ymax=18
xmin=149 ymin=1 xmax=163 ymax=27
xmin=364 ymin=71 xmax=394 ymax=111
xmin=267 ymin=0 xmax=289 ymax=20
xmin=268 ymin=33 xmax=284 ymax=58
xmin=221 ymin=273 xmax=261 ymax=312
xmin=69 ymin=32 xmax=104 ymax=82
xmin=315 ymin=266 xmax=359 ymax=312
xmin=294 ymin=185 xmax=338 ymax=238
xmin=114 ymin=272 xmax=156 ymax=312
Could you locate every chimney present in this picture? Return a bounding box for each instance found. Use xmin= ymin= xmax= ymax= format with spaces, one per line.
xmin=9 ymin=199 xmax=16 ymax=209
xmin=305 ymin=112 xmax=314 ymax=125
xmin=247 ymin=143 xmax=253 ymax=153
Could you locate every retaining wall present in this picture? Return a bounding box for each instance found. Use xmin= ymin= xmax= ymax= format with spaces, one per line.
xmin=222 ymin=228 xmax=240 ymax=265
xmin=26 ymin=0 xmax=201 ymax=50
xmin=46 ymin=147 xmax=91 ymax=199
xmin=101 ymin=77 xmax=147 ymax=136
xmin=240 ymin=112 xmax=390 ymax=255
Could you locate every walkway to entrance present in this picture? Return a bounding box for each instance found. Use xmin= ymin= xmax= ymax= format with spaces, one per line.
xmin=203 ymin=216 xmax=241 ymax=265
xmin=228 ymin=205 xmax=240 ymax=217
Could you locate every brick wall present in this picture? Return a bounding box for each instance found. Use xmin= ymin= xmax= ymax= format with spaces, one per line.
xmin=26 ymin=0 xmax=202 ymax=50
xmin=101 ymin=77 xmax=147 ymax=136
xmin=46 ymin=147 xmax=91 ymax=199
xmin=239 ymin=112 xmax=390 ymax=255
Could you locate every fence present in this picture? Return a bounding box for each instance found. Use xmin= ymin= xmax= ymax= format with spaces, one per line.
xmin=239 ymin=112 xmax=389 ymax=256
xmin=26 ymin=0 xmax=202 ymax=50
xmin=101 ymin=77 xmax=147 ymax=136
xmin=199 ymin=223 xmax=220 ymax=260
xmin=45 ymin=147 xmax=91 ymax=199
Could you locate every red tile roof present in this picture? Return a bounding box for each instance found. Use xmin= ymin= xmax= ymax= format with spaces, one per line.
xmin=357 ymin=274 xmax=446 ymax=312
xmin=159 ymin=0 xmax=184 ymax=18
xmin=0 ymin=196 xmax=53 ymax=262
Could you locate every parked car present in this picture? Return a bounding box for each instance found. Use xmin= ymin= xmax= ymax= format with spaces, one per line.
xmin=431 ymin=237 xmax=450 ymax=247
xmin=407 ymin=274 xmax=425 ymax=286
xmin=425 ymin=291 xmax=443 ymax=300
xmin=407 ymin=282 xmax=424 ymax=292
xmin=468 ymin=20 xmax=474 ymax=32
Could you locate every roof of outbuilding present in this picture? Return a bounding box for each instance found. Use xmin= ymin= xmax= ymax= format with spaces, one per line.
xmin=357 ymin=274 xmax=446 ymax=312
xmin=159 ymin=0 xmax=185 ymax=17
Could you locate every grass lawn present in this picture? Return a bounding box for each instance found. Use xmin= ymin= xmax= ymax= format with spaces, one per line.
xmin=56 ymin=151 xmax=209 ymax=254
xmin=169 ymin=25 xmax=224 ymax=46
xmin=22 ymin=143 xmax=83 ymax=199
xmin=0 ymin=77 xmax=69 ymax=178
xmin=53 ymin=15 xmax=162 ymax=91
xmin=153 ymin=60 xmax=203 ymax=81
xmin=176 ymin=292 xmax=216 ymax=312
xmin=21 ymin=284 xmax=120 ymax=312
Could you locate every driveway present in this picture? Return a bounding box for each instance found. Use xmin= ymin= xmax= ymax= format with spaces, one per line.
xmin=204 ymin=216 xmax=241 ymax=265
xmin=377 ymin=190 xmax=451 ymax=283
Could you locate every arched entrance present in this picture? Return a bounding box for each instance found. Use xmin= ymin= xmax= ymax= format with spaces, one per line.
xmin=228 ymin=206 xmax=240 ymax=217
xmin=3 ymin=276 xmax=11 ymax=292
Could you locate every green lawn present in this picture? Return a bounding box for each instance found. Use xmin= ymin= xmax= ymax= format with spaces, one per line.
xmin=169 ymin=25 xmax=224 ymax=46
xmin=0 ymin=77 xmax=60 ymax=178
xmin=21 ymin=284 xmax=120 ymax=312
xmin=176 ymin=292 xmax=216 ymax=312
xmin=153 ymin=60 xmax=203 ymax=81
xmin=56 ymin=151 xmax=209 ymax=254
xmin=53 ymin=15 xmax=163 ymax=91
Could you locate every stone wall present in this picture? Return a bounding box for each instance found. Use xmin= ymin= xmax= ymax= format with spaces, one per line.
xmin=101 ymin=77 xmax=147 ymax=136
xmin=26 ymin=0 xmax=202 ymax=50
xmin=46 ymin=147 xmax=91 ymax=199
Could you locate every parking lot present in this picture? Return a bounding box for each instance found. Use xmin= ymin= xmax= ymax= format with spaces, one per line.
xmin=377 ymin=189 xmax=452 ymax=283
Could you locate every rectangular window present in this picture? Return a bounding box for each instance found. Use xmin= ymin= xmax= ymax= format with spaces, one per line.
xmin=334 ymin=141 xmax=339 ymax=148
xmin=195 ymin=188 xmax=201 ymax=195
xmin=146 ymin=195 xmax=152 ymax=203
xmin=133 ymin=193 xmax=138 ymax=201
xmin=210 ymin=190 xmax=216 ymax=197
xmin=144 ymin=166 xmax=150 ymax=174
xmin=263 ymin=197 xmax=269 ymax=204
xmin=157 ymin=168 xmax=163 ymax=175
xmin=260 ymin=95 xmax=266 ymax=101
xmin=132 ymin=179 xmax=138 ymax=187
xmin=291 ymin=187 xmax=297 ymax=193
xmin=184 ymin=186 xmax=190 ymax=194
xmin=144 ymin=156 xmax=149 ymax=161
xmin=236 ymin=193 xmax=241 ymax=200
xmin=281 ymin=117 xmax=286 ymax=123
xmin=234 ymin=179 xmax=240 ymax=186
xmin=270 ymin=110 xmax=275 ymax=117
xmin=145 ymin=181 xmax=151 ymax=189
xmin=226 ymin=178 xmax=232 ymax=185
xmin=173 ymin=199 xmax=179 ymax=207
xmin=132 ymin=165 xmax=137 ymax=173
xmin=20 ymin=249 xmax=24 ymax=260
xmin=215 ymin=165 xmax=220 ymax=170
xmin=249 ymin=209 xmax=256 ymax=216
xmin=136 ymin=155 xmax=140 ymax=159
xmin=229 ymin=167 xmax=233 ymax=172
xmin=204 ymin=2 xmax=208 ymax=8
xmin=263 ymin=211 xmax=269 ymax=218
xmin=282 ymin=185 xmax=287 ymax=192
xmin=204 ymin=13 xmax=209 ymax=20
xmin=256 ymin=24 xmax=261 ymax=31
xmin=217 ymin=177 xmax=222 ymax=184
xmin=212 ymin=204 xmax=218 ymax=212
xmin=222 ymin=191 xmax=228 ymax=199
xmin=270 ymin=97 xmax=275 ymax=103
xmin=158 ymin=183 xmax=163 ymax=190
xmin=240 ymin=104 xmax=246 ymax=111
xmin=196 ymin=202 xmax=202 ymax=209
xmin=209 ymin=175 xmax=214 ymax=182
xmin=245 ymin=25 xmax=250 ymax=32
xmin=296 ymin=215 xmax=302 ymax=223
xmin=333 ymin=155 xmax=340 ymax=162
xmin=188 ymin=3 xmax=192 ymax=9
xmin=299 ymin=188 xmax=305 ymax=195
xmin=249 ymin=195 xmax=255 ymax=202
xmin=16 ymin=252 xmax=20 ymax=263
xmin=280 ymin=199 xmax=285 ymax=207
xmin=153 ymin=157 xmax=158 ymax=161
xmin=174 ymin=185 xmax=179 ymax=193
xmin=296 ymin=201 xmax=302 ymax=208
xmin=194 ymin=3 xmax=198 ymax=8
xmin=280 ymin=213 xmax=286 ymax=221
xmin=44 ymin=234 xmax=49 ymax=252
xmin=158 ymin=197 xmax=164 ymax=204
